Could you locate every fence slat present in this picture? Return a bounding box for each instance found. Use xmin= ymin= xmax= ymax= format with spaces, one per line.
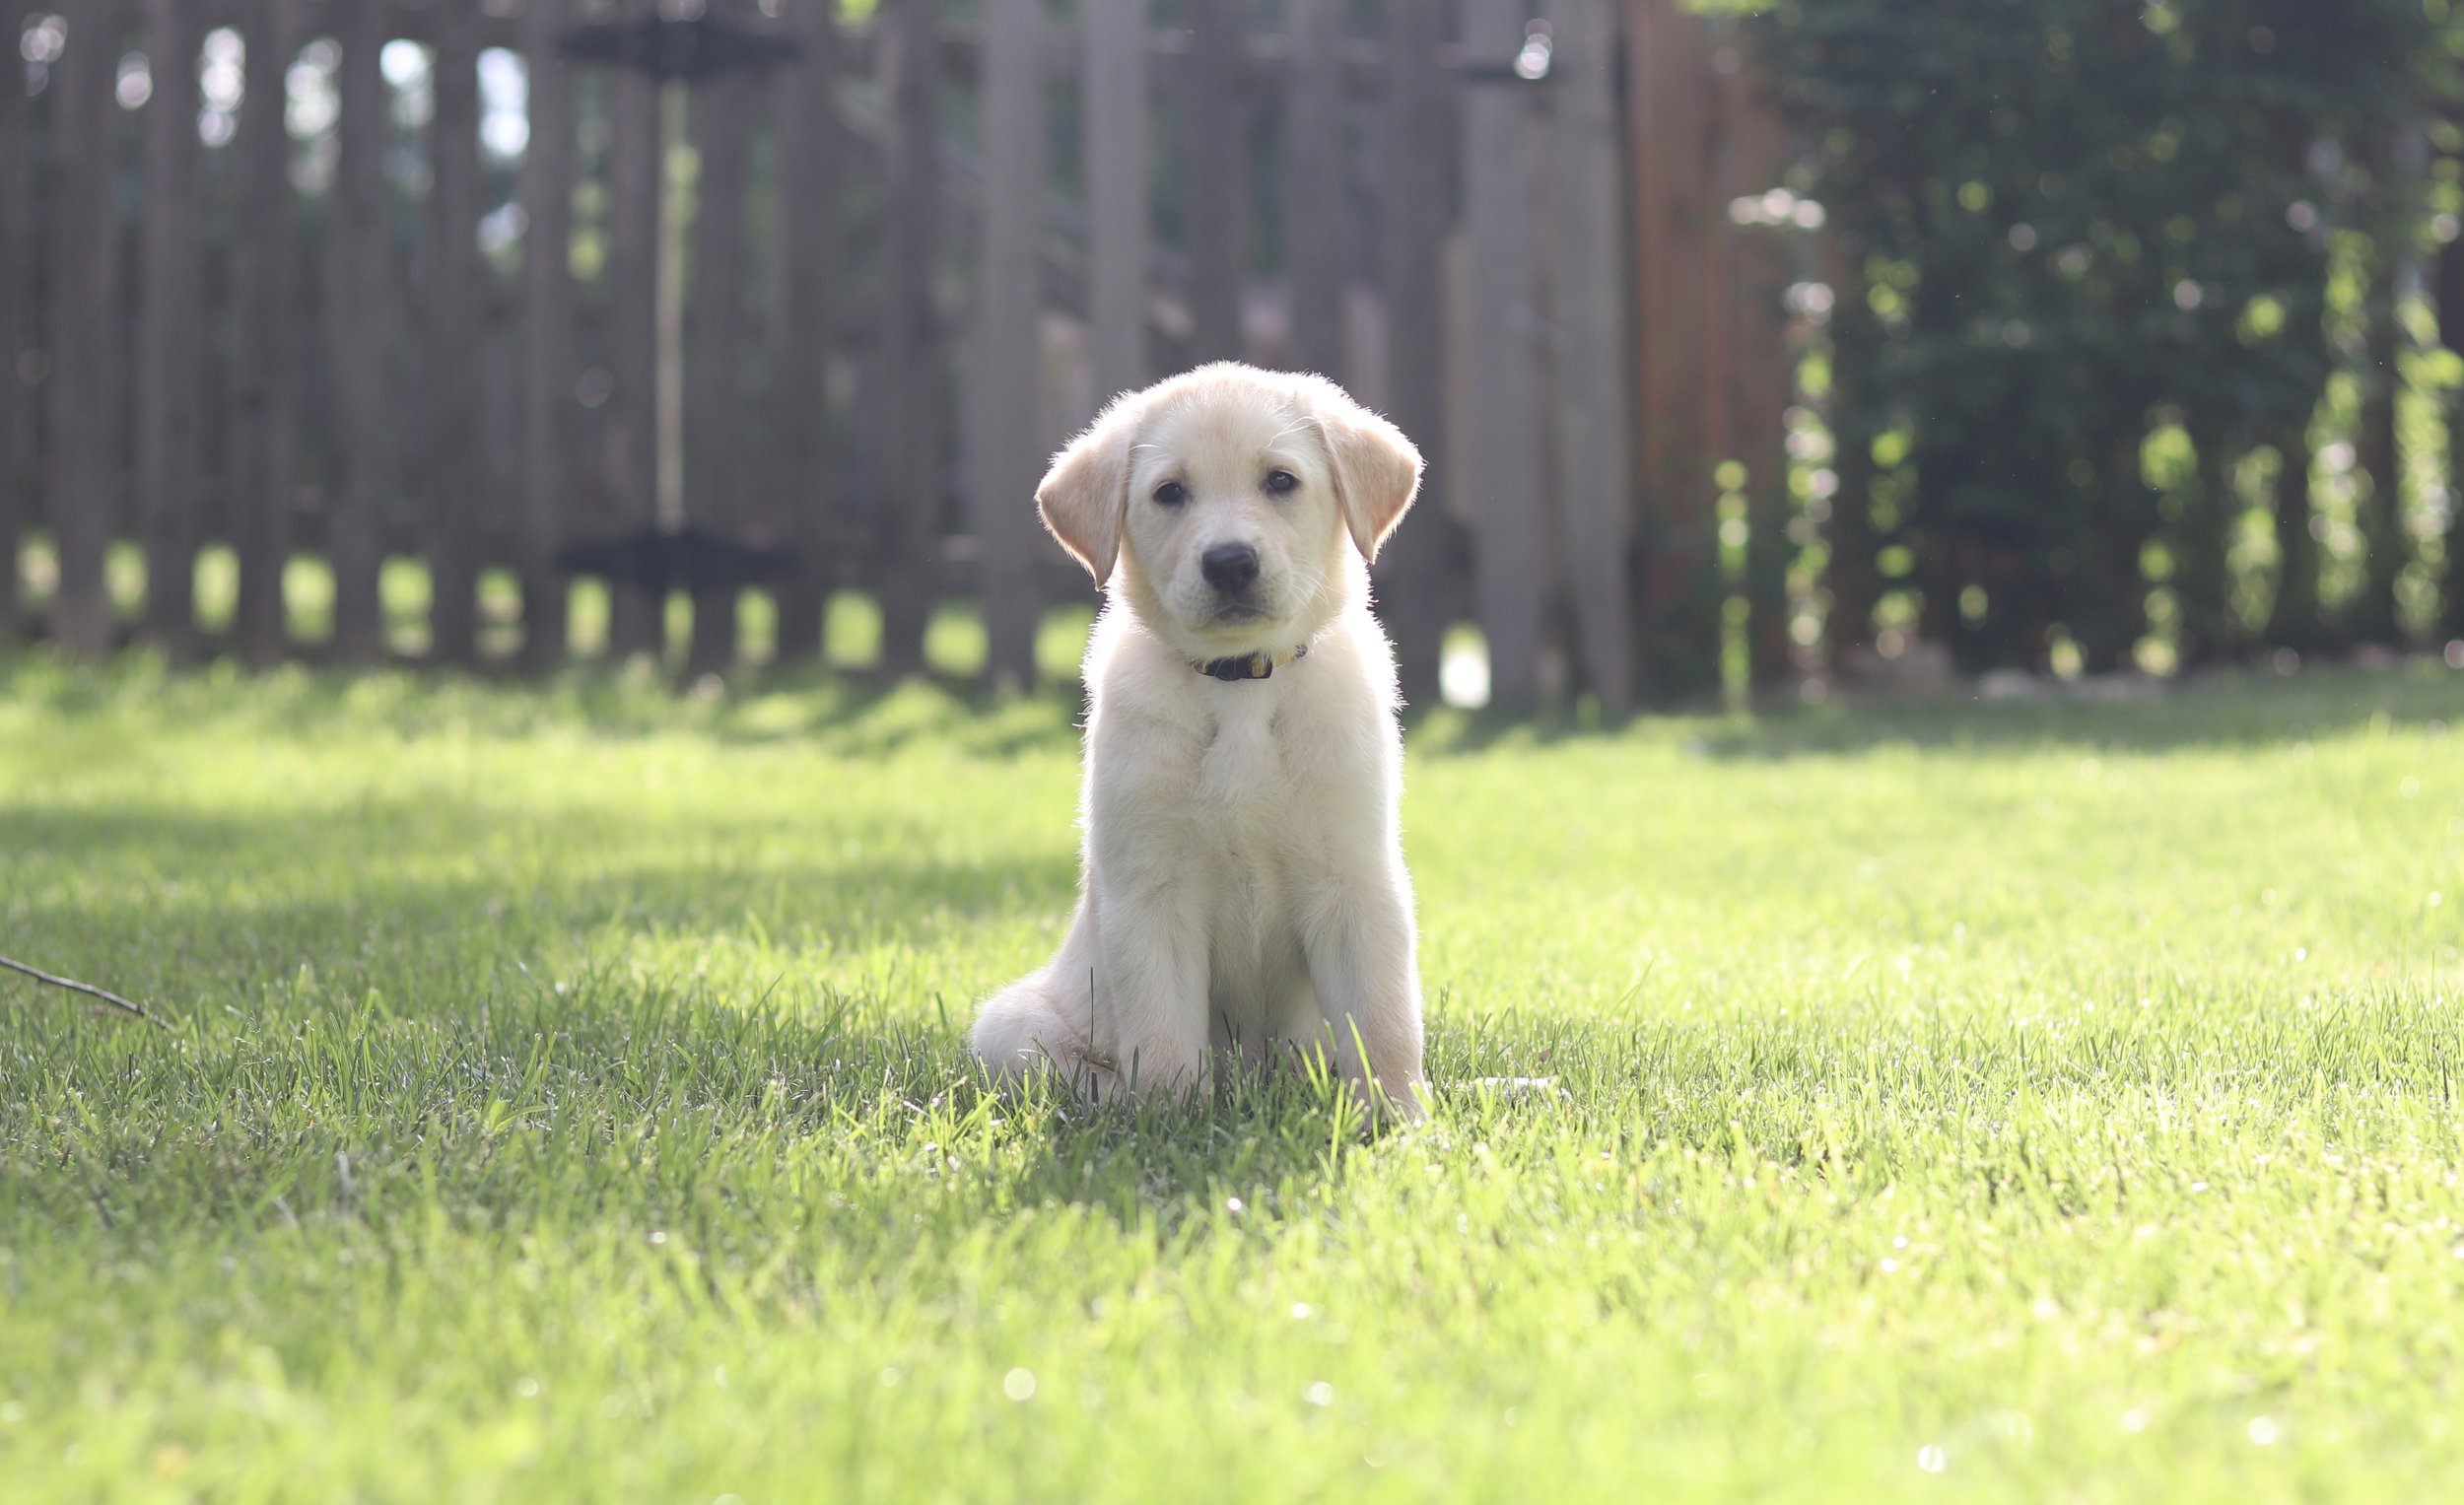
xmin=327 ymin=0 xmax=387 ymax=661
xmin=137 ymin=0 xmax=203 ymax=658
xmin=518 ymin=0 xmax=575 ymax=671
xmin=1373 ymin=0 xmax=1451 ymax=707
xmin=1457 ymin=0 xmax=1545 ymax=710
xmin=231 ymin=0 xmax=302 ymax=666
xmin=47 ymin=0 xmax=125 ymax=657
xmin=682 ymin=6 xmax=756 ymax=680
xmin=425 ymin=2 xmax=486 ymax=666
xmin=1627 ymin=0 xmax=1716 ymax=697
xmin=770 ymin=0 xmax=843 ymax=664
xmin=1281 ymin=0 xmax=1344 ymax=379
xmin=971 ymin=0 xmax=1044 ymax=686
xmin=602 ymin=0 xmax=663 ymax=659
xmin=0 ymin=1 xmax=29 ymax=640
xmin=872 ymin=0 xmax=946 ymax=679
xmin=1547 ymin=0 xmax=1635 ymax=712
xmin=1184 ymin=0 xmax=1246 ymax=364
xmin=1083 ymin=0 xmax=1148 ymax=400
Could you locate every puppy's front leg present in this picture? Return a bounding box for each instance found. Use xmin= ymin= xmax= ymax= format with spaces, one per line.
xmin=1304 ymin=870 xmax=1428 ymax=1123
xmin=1084 ymin=869 xmax=1212 ymax=1102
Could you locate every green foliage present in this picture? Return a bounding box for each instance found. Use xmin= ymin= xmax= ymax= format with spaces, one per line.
xmin=1753 ymin=0 xmax=2452 ymax=670
xmin=6 ymin=662 xmax=2464 ymax=1497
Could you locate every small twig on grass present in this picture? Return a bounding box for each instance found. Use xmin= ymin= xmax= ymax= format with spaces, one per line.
xmin=0 ymin=953 xmax=170 ymax=1028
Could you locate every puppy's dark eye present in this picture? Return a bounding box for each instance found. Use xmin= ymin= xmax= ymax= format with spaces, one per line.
xmin=1152 ymin=481 xmax=1188 ymax=507
xmin=1264 ymin=469 xmax=1299 ymax=496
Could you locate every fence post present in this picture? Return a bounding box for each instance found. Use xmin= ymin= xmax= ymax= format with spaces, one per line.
xmin=1374 ymin=0 xmax=1451 ymax=709
xmin=426 ymin=2 xmax=487 ymax=667
xmin=47 ymin=0 xmax=125 ymax=658
xmin=231 ymin=0 xmax=300 ymax=668
xmin=1626 ymin=0 xmax=1717 ymax=701
xmin=1546 ymin=0 xmax=1635 ymax=712
xmin=0 ymin=1 xmax=32 ymax=642
xmin=135 ymin=0 xmax=203 ymax=659
xmin=325 ymin=0 xmax=388 ymax=663
xmin=1280 ymin=0 xmax=1345 ymax=381
xmin=1185 ymin=0 xmax=1248 ymax=365
xmin=970 ymin=0 xmax=1046 ymax=688
xmin=771 ymin=0 xmax=843 ymax=666
xmin=1084 ymin=0 xmax=1149 ymax=401
xmin=602 ymin=0 xmax=664 ymax=660
xmin=1457 ymin=0 xmax=1546 ymax=710
xmin=517 ymin=0 xmax=576 ymax=673
xmin=872 ymin=0 xmax=946 ymax=680
xmin=682 ymin=6 xmax=757 ymax=680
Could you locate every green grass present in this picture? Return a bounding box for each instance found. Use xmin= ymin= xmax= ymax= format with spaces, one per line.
xmin=4 ymin=655 xmax=2463 ymax=1502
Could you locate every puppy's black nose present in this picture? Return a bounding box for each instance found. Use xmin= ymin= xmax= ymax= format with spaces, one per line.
xmin=1201 ymin=542 xmax=1261 ymax=592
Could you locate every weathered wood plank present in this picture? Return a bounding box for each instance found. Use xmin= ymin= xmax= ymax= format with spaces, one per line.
xmin=518 ymin=0 xmax=576 ymax=671
xmin=770 ymin=0 xmax=843 ymax=664
xmin=326 ymin=0 xmax=388 ymax=661
xmin=1280 ymin=0 xmax=1344 ymax=379
xmin=1372 ymin=0 xmax=1452 ymax=708
xmin=601 ymin=0 xmax=664 ymax=659
xmin=1626 ymin=0 xmax=1716 ymax=699
xmin=682 ymin=1 xmax=757 ymax=679
xmin=1547 ymin=0 xmax=1635 ymax=712
xmin=232 ymin=0 xmax=303 ymax=666
xmin=872 ymin=0 xmax=947 ymax=679
xmin=971 ymin=0 xmax=1044 ymax=686
xmin=425 ymin=1 xmax=486 ymax=665
xmin=137 ymin=0 xmax=205 ymax=657
xmin=47 ymin=0 xmax=126 ymax=657
xmin=1456 ymin=0 xmax=1545 ymax=710
xmin=0 ymin=1 xmax=31 ymax=640
xmin=1082 ymin=0 xmax=1148 ymax=400
xmin=1183 ymin=0 xmax=1246 ymax=364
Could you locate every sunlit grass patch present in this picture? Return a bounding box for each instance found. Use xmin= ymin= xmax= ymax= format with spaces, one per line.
xmin=2 ymin=659 xmax=2461 ymax=1500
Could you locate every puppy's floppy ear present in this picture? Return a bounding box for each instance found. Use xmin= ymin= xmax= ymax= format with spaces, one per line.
xmin=1306 ymin=378 xmax=1424 ymax=563
xmin=1036 ymin=390 xmax=1147 ymax=585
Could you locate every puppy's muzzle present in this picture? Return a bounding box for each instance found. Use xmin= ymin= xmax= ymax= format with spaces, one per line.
xmin=1201 ymin=542 xmax=1262 ymax=595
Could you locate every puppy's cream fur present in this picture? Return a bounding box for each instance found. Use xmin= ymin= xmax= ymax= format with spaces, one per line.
xmin=970 ymin=362 xmax=1428 ymax=1118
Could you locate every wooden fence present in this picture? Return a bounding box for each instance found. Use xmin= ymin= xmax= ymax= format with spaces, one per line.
xmin=0 ymin=0 xmax=1798 ymax=710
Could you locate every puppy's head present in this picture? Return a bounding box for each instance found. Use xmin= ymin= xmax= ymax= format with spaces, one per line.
xmin=1036 ymin=363 xmax=1422 ymax=656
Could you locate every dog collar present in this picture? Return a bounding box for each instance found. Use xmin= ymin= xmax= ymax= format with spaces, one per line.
xmin=1194 ymin=642 xmax=1309 ymax=682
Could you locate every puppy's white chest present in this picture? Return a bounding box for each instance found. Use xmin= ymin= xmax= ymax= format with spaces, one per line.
xmin=1198 ymin=691 xmax=1286 ymax=809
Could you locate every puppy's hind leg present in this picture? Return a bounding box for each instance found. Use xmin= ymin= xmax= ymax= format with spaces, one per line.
xmin=972 ymin=971 xmax=1089 ymax=1083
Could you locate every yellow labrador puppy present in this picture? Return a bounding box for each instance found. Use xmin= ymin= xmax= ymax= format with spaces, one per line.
xmin=971 ymin=362 xmax=1428 ymax=1120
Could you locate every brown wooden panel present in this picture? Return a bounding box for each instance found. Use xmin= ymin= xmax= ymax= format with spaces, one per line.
xmin=47 ymin=0 xmax=127 ymax=657
xmin=425 ymin=1 xmax=486 ymax=665
xmin=601 ymin=0 xmax=664 ymax=659
xmin=1280 ymin=0 xmax=1344 ymax=380
xmin=326 ymin=0 xmax=388 ymax=662
xmin=1183 ymin=0 xmax=1246 ymax=366
xmin=518 ymin=0 xmax=576 ymax=671
xmin=1372 ymin=0 xmax=1451 ymax=708
xmin=1547 ymin=0 xmax=1635 ymax=711
xmin=971 ymin=0 xmax=1044 ymax=687
xmin=872 ymin=0 xmax=947 ymax=679
xmin=136 ymin=0 xmax=205 ymax=657
xmin=1456 ymin=0 xmax=1545 ymax=709
xmin=682 ymin=2 xmax=757 ymax=679
xmin=771 ymin=0 xmax=843 ymax=664
xmin=1082 ymin=0 xmax=1149 ymax=400
xmin=1626 ymin=0 xmax=1718 ymax=697
xmin=232 ymin=0 xmax=305 ymax=666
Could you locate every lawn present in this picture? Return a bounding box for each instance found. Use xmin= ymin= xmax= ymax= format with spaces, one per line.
xmin=4 ymin=655 xmax=2462 ymax=1501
